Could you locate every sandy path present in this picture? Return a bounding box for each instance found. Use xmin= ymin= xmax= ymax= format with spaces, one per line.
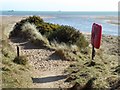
xmin=9 ymin=38 xmax=72 ymax=88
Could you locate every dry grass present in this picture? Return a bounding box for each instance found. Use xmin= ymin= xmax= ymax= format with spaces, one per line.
xmin=1 ymin=38 xmax=32 ymax=88
xmin=65 ymin=44 xmax=119 ymax=89
xmin=22 ymin=22 xmax=49 ymax=46
xmin=13 ymin=56 xmax=28 ymax=65
xmin=50 ymin=40 xmax=90 ymax=62
xmin=50 ymin=40 xmax=69 ymax=50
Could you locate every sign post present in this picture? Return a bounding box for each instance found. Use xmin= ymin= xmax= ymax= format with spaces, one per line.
xmin=92 ymin=45 xmax=95 ymax=60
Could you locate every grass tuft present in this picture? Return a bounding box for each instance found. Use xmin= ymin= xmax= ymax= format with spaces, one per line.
xmin=22 ymin=22 xmax=49 ymax=46
xmin=13 ymin=56 xmax=28 ymax=65
xmin=1 ymin=38 xmax=32 ymax=88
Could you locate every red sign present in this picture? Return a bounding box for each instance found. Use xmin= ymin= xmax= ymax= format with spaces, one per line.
xmin=91 ymin=23 xmax=102 ymax=49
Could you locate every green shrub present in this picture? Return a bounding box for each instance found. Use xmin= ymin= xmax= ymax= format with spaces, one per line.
xmin=37 ymin=23 xmax=60 ymax=34
xmin=9 ymin=15 xmax=60 ymax=39
xmin=9 ymin=16 xmax=44 ymax=38
xmin=48 ymin=25 xmax=77 ymax=43
xmin=49 ymin=25 xmax=88 ymax=49
xmin=13 ymin=56 xmax=28 ymax=65
xmin=9 ymin=16 xmax=88 ymax=49
xmin=27 ymin=16 xmax=44 ymax=25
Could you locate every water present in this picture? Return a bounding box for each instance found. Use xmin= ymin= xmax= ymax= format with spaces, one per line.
xmin=1 ymin=11 xmax=118 ymax=36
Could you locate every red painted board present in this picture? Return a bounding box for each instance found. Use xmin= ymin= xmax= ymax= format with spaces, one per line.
xmin=91 ymin=23 xmax=102 ymax=49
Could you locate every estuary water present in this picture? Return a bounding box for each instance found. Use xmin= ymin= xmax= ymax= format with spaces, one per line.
xmin=1 ymin=11 xmax=118 ymax=36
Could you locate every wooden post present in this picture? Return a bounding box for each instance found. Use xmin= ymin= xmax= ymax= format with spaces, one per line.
xmin=17 ymin=45 xmax=19 ymax=57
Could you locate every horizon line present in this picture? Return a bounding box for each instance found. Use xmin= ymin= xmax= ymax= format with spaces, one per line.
xmin=1 ymin=10 xmax=118 ymax=12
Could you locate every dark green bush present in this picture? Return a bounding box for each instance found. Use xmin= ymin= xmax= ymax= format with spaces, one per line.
xmin=13 ymin=56 xmax=28 ymax=65
xmin=9 ymin=16 xmax=44 ymax=38
xmin=9 ymin=16 xmax=60 ymax=39
xmin=48 ymin=25 xmax=78 ymax=43
xmin=37 ymin=23 xmax=60 ymax=38
xmin=9 ymin=16 xmax=88 ymax=49
xmin=48 ymin=25 xmax=88 ymax=48
xmin=27 ymin=16 xmax=44 ymax=25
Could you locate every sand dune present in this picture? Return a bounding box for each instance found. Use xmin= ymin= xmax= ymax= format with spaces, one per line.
xmin=1 ymin=16 xmax=119 ymax=88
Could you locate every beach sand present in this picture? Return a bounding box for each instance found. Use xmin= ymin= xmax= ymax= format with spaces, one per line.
xmin=0 ymin=16 xmax=119 ymax=88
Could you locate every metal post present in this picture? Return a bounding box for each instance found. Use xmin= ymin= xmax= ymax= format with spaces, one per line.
xmin=88 ymin=45 xmax=96 ymax=67
xmin=17 ymin=45 xmax=19 ymax=57
xmin=92 ymin=45 xmax=95 ymax=60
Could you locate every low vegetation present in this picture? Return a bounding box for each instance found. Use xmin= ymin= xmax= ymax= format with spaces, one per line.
xmin=21 ymin=22 xmax=49 ymax=47
xmin=9 ymin=16 xmax=88 ymax=50
xmin=65 ymin=48 xmax=119 ymax=89
xmin=13 ymin=56 xmax=28 ymax=65
xmin=1 ymin=39 xmax=32 ymax=88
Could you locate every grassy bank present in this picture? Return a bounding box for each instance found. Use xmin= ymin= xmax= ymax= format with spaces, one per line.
xmin=65 ymin=35 xmax=120 ymax=89
xmin=1 ymin=34 xmax=32 ymax=88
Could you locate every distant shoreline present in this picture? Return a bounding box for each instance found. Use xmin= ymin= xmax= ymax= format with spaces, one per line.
xmin=93 ymin=16 xmax=119 ymax=26
xmin=0 ymin=11 xmax=117 ymax=16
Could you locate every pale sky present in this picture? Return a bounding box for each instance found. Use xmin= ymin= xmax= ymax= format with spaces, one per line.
xmin=0 ymin=0 xmax=119 ymax=11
